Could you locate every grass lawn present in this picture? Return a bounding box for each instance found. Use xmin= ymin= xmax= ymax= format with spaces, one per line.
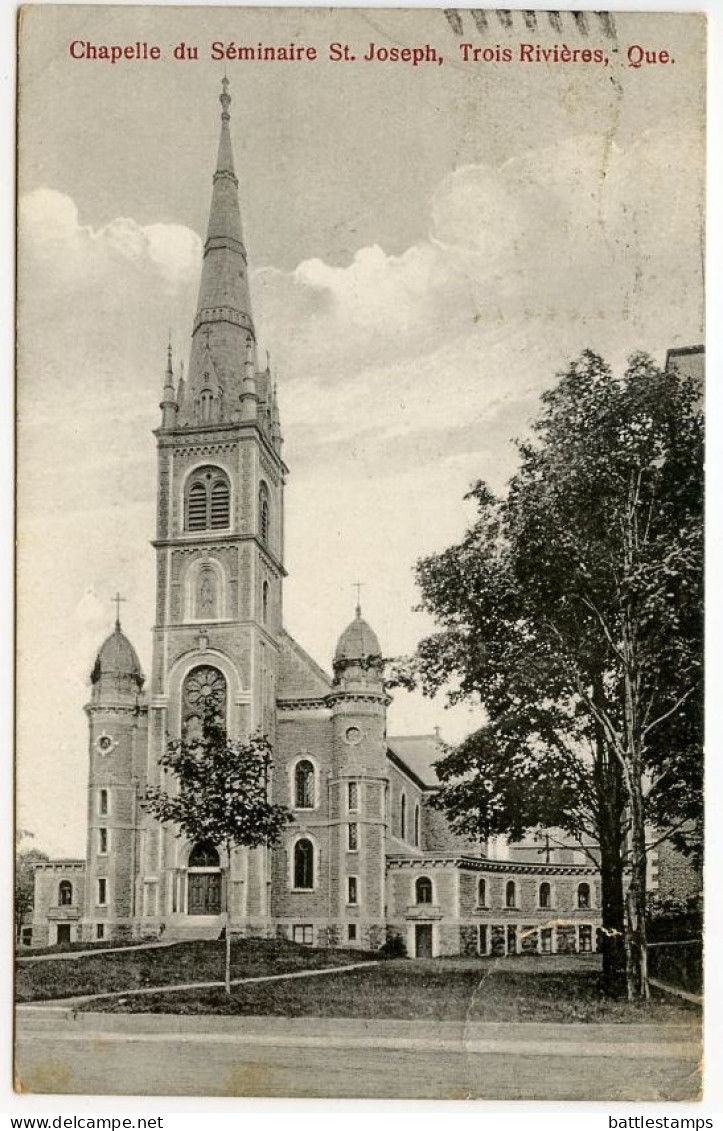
xmin=16 ymin=938 xmax=375 ymax=1003
xmin=78 ymin=954 xmax=699 ymax=1024
xmin=18 ymin=939 xmax=151 ymax=958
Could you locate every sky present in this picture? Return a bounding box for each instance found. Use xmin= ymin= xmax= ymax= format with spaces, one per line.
xmin=16 ymin=6 xmax=705 ymax=857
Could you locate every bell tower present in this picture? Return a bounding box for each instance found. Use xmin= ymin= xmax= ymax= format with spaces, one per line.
xmin=138 ymin=79 xmax=286 ymax=938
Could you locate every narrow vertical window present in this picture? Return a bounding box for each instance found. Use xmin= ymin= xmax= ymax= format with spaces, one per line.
xmin=96 ymin=924 xmax=105 ymax=940
xmin=347 ymin=876 xmax=358 ymax=905
xmin=478 ymin=924 xmax=488 ymax=955
xmin=262 ymin=580 xmax=269 ymax=624
xmin=414 ymin=803 xmax=420 ymax=847
xmin=259 ymin=482 xmax=270 ymax=545
xmin=347 ymin=823 xmax=358 ymax=851
xmin=539 ymin=881 xmax=551 ymax=909
xmin=579 ymin=924 xmax=593 ymax=952
xmin=577 ymin=882 xmax=591 ymax=909
xmin=99 ymin=789 xmax=108 ymax=816
xmin=294 ymin=760 xmax=315 ymax=810
xmin=293 ymin=839 xmax=314 ymax=889
xmin=347 ymin=781 xmax=358 ymax=812
xmin=97 ymin=878 xmax=107 ymax=906
xmin=505 ymin=880 xmax=516 ymax=908
xmin=400 ymin=794 xmax=406 ymax=840
xmin=98 ymin=828 xmax=108 ymax=854
xmin=478 ymin=878 xmax=486 ymax=907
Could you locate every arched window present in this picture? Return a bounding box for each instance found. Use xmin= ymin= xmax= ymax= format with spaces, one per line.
xmin=58 ymin=881 xmax=73 ymax=906
xmin=416 ymin=876 xmax=433 ymax=905
xmin=188 ymin=842 xmax=220 ymax=868
xmin=185 ymin=467 xmax=230 ymax=532
xmin=505 ymin=880 xmax=517 ymax=908
xmin=294 ymin=760 xmax=315 ymax=810
xmin=200 ymin=389 xmax=213 ymax=422
xmin=183 ymin=665 xmax=227 ymax=733
xmin=259 ymin=482 xmax=270 ymax=545
xmin=400 ymin=794 xmax=407 ymax=840
xmin=539 ymin=882 xmax=551 ymax=909
xmin=478 ymin=878 xmax=486 ymax=906
xmin=413 ymin=804 xmax=420 ymax=847
xmin=294 ymin=839 xmax=314 ymax=889
xmin=262 ymin=580 xmax=269 ymax=625
xmin=577 ymin=882 xmax=591 ymax=909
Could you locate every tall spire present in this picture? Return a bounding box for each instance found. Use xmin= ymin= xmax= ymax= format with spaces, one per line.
xmin=178 ymin=78 xmax=256 ymax=427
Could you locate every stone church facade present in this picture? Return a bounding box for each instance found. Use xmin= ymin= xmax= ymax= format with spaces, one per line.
xmin=32 ymin=82 xmax=602 ymax=958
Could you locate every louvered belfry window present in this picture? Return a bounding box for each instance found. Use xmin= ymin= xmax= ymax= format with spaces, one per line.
xmin=210 ymin=480 xmax=230 ymax=528
xmin=186 ymin=467 xmax=230 ymax=532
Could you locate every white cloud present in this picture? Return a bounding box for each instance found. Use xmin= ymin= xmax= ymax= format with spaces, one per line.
xmin=16 ymin=128 xmax=704 ymax=853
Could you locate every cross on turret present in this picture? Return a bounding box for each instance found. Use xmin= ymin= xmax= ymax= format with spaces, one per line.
xmin=112 ymin=591 xmax=127 ymax=630
xmin=353 ymin=581 xmax=365 ymax=617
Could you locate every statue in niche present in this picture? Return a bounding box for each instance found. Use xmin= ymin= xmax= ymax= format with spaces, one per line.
xmin=197 ymin=566 xmax=218 ymax=619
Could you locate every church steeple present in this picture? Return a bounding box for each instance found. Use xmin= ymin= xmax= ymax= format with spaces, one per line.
xmin=177 ymin=78 xmax=256 ymax=427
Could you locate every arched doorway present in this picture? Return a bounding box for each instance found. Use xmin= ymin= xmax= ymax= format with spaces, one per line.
xmin=187 ymin=841 xmax=222 ymax=916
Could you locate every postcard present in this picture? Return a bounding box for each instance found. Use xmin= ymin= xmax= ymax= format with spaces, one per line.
xmin=15 ymin=5 xmax=705 ymax=1101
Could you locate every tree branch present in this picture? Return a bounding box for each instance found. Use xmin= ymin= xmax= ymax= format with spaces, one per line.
xmin=642 ymin=685 xmax=697 ymax=739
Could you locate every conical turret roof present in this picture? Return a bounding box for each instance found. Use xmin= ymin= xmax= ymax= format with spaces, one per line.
xmin=91 ymin=619 xmax=143 ymax=687
xmin=334 ymin=606 xmax=382 ymax=663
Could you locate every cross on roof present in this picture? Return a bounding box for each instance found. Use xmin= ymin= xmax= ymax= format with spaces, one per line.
xmin=112 ymin=592 xmax=127 ymax=629
xmin=353 ymin=581 xmax=365 ymax=616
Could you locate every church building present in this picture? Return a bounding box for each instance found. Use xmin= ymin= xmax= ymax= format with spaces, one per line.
xmin=31 ymin=82 xmax=602 ymax=959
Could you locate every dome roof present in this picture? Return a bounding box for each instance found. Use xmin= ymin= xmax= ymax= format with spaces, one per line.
xmin=91 ymin=621 xmax=143 ymax=685
xmin=334 ymin=607 xmax=382 ymax=664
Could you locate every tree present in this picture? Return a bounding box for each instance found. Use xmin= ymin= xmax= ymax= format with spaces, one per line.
xmin=412 ymin=351 xmax=703 ymax=1000
xmin=15 ymin=832 xmax=49 ymax=944
xmin=143 ymin=712 xmax=292 ymax=995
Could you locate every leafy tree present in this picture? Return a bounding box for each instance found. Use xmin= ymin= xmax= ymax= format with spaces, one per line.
xmin=143 ymin=713 xmax=292 ymax=995
xmin=413 ymin=351 xmax=703 ymax=1000
xmin=15 ymin=833 xmax=49 ymax=943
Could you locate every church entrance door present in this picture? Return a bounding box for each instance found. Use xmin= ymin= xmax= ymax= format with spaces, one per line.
xmin=188 ymin=872 xmax=222 ymax=916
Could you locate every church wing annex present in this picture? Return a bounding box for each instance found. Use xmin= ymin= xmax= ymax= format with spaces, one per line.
xmin=31 ymin=83 xmax=602 ymax=959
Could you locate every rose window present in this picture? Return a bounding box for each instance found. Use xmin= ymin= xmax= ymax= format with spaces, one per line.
xmin=183 ymin=665 xmax=227 ymax=723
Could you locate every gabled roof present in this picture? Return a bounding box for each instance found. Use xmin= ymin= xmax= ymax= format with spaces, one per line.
xmin=277 ymin=629 xmax=333 ymax=701
xmin=387 ymin=734 xmax=443 ymax=789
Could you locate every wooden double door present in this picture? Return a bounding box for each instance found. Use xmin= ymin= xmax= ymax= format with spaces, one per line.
xmin=188 ymin=871 xmax=222 ymax=916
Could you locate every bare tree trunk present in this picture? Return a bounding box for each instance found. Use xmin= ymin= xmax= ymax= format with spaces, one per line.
xmin=599 ymin=830 xmax=626 ymax=997
xmin=225 ymin=841 xmax=232 ymax=997
xmin=627 ymin=772 xmax=650 ymax=1000
xmin=592 ymin=670 xmax=627 ymax=997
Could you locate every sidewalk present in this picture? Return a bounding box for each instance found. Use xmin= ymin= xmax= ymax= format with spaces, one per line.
xmin=16 ymin=1007 xmax=701 ymax=1059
